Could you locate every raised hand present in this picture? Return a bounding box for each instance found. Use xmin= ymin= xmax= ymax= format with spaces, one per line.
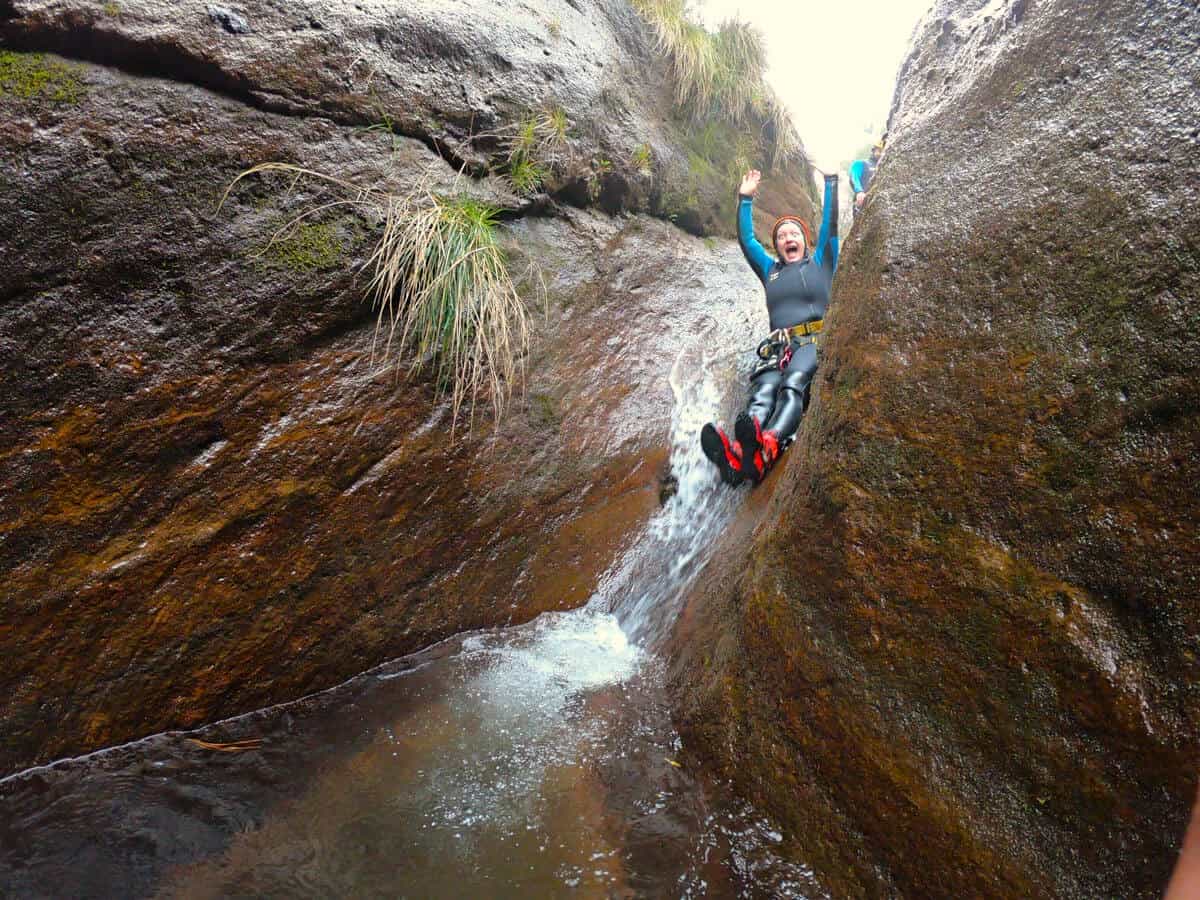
xmin=739 ymin=169 xmax=762 ymax=197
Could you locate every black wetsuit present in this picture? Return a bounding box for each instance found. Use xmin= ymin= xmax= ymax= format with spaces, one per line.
xmin=736 ymin=174 xmax=839 ymax=443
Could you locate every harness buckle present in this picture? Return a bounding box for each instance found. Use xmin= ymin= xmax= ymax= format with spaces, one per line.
xmin=756 ymin=320 xmax=824 ymax=371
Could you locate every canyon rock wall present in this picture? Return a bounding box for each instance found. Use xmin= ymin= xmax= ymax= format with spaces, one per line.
xmin=671 ymin=0 xmax=1200 ymax=896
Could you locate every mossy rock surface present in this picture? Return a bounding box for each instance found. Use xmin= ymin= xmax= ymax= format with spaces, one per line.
xmin=0 ymin=50 xmax=85 ymax=103
xmin=0 ymin=0 xmax=809 ymax=231
xmin=261 ymin=221 xmax=345 ymax=272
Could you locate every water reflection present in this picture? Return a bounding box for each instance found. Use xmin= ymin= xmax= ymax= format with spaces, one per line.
xmin=158 ymin=611 xmax=646 ymax=898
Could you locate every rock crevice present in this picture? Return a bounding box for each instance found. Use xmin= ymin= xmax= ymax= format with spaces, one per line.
xmin=0 ymin=16 xmax=485 ymax=176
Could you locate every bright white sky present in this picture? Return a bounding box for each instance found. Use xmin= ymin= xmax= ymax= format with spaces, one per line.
xmin=697 ymin=0 xmax=934 ymax=168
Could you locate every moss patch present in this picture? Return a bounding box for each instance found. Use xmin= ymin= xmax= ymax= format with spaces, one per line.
xmin=528 ymin=392 xmax=562 ymax=430
xmin=0 ymin=51 xmax=86 ymax=104
xmin=262 ymin=222 xmax=344 ymax=272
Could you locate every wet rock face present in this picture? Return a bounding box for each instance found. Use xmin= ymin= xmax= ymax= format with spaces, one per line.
xmin=0 ymin=0 xmax=808 ymax=235
xmin=0 ymin=1 xmax=770 ymax=773
xmin=672 ymin=0 xmax=1200 ymax=897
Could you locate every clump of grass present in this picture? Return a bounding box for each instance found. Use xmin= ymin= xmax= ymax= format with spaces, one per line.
xmin=661 ymin=16 xmax=717 ymax=108
xmin=710 ymin=20 xmax=765 ymax=120
xmin=499 ymin=107 xmax=571 ymax=197
xmin=629 ymin=0 xmax=804 ymax=171
xmin=219 ymin=164 xmax=532 ymax=429
xmin=540 ymin=107 xmax=570 ymax=148
xmin=367 ymin=193 xmax=528 ymax=425
xmin=632 ymin=143 xmax=654 ymax=178
xmin=507 ymin=154 xmax=547 ymax=196
xmin=631 ymin=0 xmax=758 ymax=115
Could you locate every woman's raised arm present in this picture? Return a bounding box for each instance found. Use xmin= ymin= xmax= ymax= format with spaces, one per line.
xmin=736 ymin=169 xmax=773 ymax=283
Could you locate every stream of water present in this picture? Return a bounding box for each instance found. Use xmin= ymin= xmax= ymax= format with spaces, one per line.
xmin=0 ymin=336 xmax=822 ymax=898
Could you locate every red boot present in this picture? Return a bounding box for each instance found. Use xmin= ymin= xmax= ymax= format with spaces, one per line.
xmin=735 ymin=413 xmax=783 ymax=484
xmin=700 ymin=423 xmax=745 ymax=486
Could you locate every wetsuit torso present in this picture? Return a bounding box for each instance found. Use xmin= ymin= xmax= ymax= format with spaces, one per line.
xmin=736 ymin=174 xmax=839 ymax=331
xmin=727 ymin=174 xmax=840 ymax=454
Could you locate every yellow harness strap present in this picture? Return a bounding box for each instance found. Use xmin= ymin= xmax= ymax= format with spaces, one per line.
xmin=787 ymin=319 xmax=824 ymax=338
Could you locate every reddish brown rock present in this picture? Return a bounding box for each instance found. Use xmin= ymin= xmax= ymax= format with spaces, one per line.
xmin=670 ymin=0 xmax=1200 ymax=896
xmin=0 ymin=0 xmax=801 ymax=773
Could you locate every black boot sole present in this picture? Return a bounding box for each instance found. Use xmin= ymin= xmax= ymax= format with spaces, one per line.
xmin=735 ymin=413 xmax=762 ymax=483
xmin=701 ymin=423 xmax=743 ymax=486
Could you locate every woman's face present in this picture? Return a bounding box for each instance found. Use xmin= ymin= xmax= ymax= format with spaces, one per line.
xmin=774 ymin=222 xmax=807 ymax=263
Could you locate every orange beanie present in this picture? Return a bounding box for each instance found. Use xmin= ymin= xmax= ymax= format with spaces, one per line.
xmin=770 ymin=215 xmax=812 ymax=253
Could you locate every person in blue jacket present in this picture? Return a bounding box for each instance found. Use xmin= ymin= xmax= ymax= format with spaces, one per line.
xmin=849 ymin=138 xmax=883 ymax=211
xmin=700 ymin=166 xmax=838 ymax=486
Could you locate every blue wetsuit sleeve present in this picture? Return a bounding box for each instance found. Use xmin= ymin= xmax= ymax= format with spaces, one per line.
xmin=812 ymin=174 xmax=839 ymax=273
xmin=849 ymin=160 xmax=866 ymax=194
xmin=737 ymin=195 xmax=774 ymax=283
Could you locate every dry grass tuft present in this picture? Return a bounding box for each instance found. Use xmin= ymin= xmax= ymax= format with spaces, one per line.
xmin=365 ymin=191 xmax=528 ymax=428
xmin=219 ymin=164 xmax=532 ymax=431
xmin=630 ymin=0 xmax=805 ymax=173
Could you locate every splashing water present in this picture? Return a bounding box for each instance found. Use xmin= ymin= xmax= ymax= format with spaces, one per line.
xmin=0 ymin=329 xmax=822 ymax=899
xmin=600 ymin=318 xmax=743 ymax=643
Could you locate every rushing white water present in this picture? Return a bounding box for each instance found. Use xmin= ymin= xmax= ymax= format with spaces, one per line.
xmin=598 ymin=322 xmax=744 ymax=645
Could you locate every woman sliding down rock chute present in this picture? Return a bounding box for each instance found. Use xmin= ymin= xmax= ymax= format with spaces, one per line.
xmin=701 ymin=166 xmax=839 ymax=486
